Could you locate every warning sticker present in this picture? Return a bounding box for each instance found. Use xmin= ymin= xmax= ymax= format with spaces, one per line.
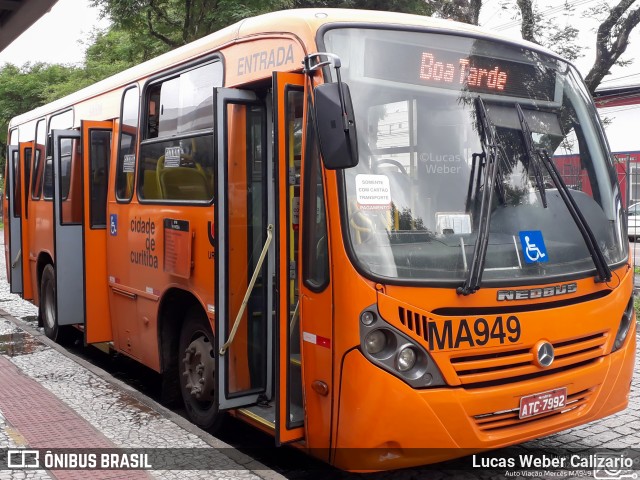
xmin=122 ymin=154 xmax=135 ymax=173
xmin=355 ymin=174 xmax=391 ymax=210
xmin=164 ymin=147 xmax=181 ymax=168
xmin=292 ymin=197 xmax=300 ymax=230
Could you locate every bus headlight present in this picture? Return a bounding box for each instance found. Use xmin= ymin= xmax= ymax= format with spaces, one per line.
xmin=397 ymin=347 xmax=417 ymax=372
xmin=359 ymin=305 xmax=446 ymax=388
xmin=360 ymin=310 xmax=376 ymax=326
xmin=613 ymin=295 xmax=634 ymax=352
xmin=365 ymin=330 xmax=387 ymax=354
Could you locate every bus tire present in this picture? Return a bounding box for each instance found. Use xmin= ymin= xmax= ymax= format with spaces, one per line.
xmin=40 ymin=265 xmax=71 ymax=343
xmin=40 ymin=265 xmax=59 ymax=341
xmin=178 ymin=308 xmax=222 ymax=430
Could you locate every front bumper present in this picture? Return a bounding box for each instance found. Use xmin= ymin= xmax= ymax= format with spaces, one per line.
xmin=333 ymin=324 xmax=635 ymax=471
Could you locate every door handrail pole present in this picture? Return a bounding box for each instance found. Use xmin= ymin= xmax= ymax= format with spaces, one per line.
xmin=219 ymin=223 xmax=274 ymax=355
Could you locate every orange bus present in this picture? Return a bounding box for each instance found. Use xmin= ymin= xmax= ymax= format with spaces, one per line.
xmin=3 ymin=8 xmax=635 ymax=471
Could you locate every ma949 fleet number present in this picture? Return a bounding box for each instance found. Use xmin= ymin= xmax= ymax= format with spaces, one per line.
xmin=427 ymin=315 xmax=521 ymax=350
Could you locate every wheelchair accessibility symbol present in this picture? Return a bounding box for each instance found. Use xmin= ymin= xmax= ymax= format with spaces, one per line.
xmin=519 ymin=230 xmax=548 ymax=264
xmin=110 ymin=214 xmax=118 ymax=236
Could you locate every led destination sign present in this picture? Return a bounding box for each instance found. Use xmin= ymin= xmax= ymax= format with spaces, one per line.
xmin=364 ymin=39 xmax=557 ymax=101
xmin=420 ymin=53 xmax=508 ymax=91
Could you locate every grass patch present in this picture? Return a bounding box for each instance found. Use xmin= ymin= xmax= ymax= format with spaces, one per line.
xmin=635 ymin=266 xmax=640 ymax=275
xmin=635 ymin=295 xmax=640 ymax=320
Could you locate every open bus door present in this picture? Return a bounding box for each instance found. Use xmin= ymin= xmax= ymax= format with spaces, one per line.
xmin=7 ymin=145 xmax=22 ymax=294
xmin=214 ymin=75 xmax=309 ymax=444
xmin=52 ymin=129 xmax=83 ymax=327
xmin=18 ymin=142 xmax=33 ymax=300
xmin=273 ymin=72 xmax=307 ymax=445
xmin=81 ymin=121 xmax=112 ymax=343
xmin=52 ymin=124 xmax=112 ymax=340
xmin=215 ymin=88 xmax=275 ymax=414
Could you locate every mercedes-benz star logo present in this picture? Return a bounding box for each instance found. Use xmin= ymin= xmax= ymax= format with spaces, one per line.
xmin=535 ymin=341 xmax=555 ymax=368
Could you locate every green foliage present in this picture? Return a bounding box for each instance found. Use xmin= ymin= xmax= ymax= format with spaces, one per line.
xmin=292 ymin=0 xmax=432 ymax=15
xmin=85 ymin=28 xmax=164 ymax=72
xmin=90 ymin=0 xmax=295 ymax=49
xmin=0 ymin=62 xmax=86 ymax=155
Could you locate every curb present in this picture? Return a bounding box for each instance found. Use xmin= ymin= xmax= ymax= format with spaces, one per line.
xmin=0 ymin=309 xmax=286 ymax=480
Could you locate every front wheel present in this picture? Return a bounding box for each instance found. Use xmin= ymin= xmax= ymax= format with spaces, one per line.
xmin=179 ymin=309 xmax=222 ymax=430
xmin=40 ymin=265 xmax=61 ymax=341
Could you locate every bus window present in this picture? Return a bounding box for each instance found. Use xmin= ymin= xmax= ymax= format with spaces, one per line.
xmin=8 ymin=128 xmax=18 ymax=205
xmin=59 ymin=137 xmax=82 ymax=225
xmin=31 ymin=119 xmax=45 ymax=200
xmin=44 ymin=110 xmax=73 ymax=200
xmin=139 ymin=61 xmax=222 ymax=202
xmin=90 ymin=130 xmax=111 ymax=227
xmin=116 ymin=86 xmax=139 ymax=202
xmin=285 ymin=87 xmax=304 ymax=427
xmin=139 ymin=134 xmax=215 ymax=201
xmin=147 ymin=62 xmax=222 ymax=139
xmin=12 ymin=148 xmax=20 ymax=217
xmin=225 ymin=100 xmax=269 ymax=397
xmin=303 ymin=99 xmax=329 ymax=290
xmin=23 ymin=147 xmax=32 ymax=219
xmin=42 ymin=158 xmax=53 ymax=200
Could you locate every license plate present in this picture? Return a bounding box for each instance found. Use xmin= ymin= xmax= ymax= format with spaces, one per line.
xmin=519 ymin=387 xmax=567 ymax=419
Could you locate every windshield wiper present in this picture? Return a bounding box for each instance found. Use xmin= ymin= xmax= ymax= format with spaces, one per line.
xmin=516 ymin=104 xmax=548 ymax=208
xmin=458 ymin=97 xmax=505 ymax=296
xmin=516 ymin=108 xmax=612 ymax=283
xmin=539 ymin=148 xmax=612 ymax=283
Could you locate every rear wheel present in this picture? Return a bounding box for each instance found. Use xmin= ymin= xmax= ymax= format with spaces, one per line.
xmin=40 ymin=264 xmax=74 ymax=344
xmin=179 ymin=308 xmax=222 ymax=430
xmin=40 ymin=265 xmax=59 ymax=341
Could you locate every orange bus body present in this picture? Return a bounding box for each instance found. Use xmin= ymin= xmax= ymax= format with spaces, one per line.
xmin=3 ymin=9 xmax=635 ymax=471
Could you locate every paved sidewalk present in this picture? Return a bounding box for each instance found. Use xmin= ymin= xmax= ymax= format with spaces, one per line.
xmin=0 ymin=346 xmax=149 ymax=480
xmin=0 ymin=312 xmax=282 ymax=480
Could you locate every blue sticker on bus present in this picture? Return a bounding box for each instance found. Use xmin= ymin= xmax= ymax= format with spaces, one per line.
xmin=519 ymin=230 xmax=548 ymax=263
xmin=110 ymin=214 xmax=118 ymax=236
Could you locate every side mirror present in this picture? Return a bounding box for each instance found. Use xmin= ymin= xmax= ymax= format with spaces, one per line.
xmin=313 ymin=82 xmax=358 ymax=170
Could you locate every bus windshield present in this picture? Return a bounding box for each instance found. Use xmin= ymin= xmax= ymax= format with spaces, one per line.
xmin=323 ymin=28 xmax=627 ymax=285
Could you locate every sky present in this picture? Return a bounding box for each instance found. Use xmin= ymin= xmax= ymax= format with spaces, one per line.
xmin=477 ymin=1 xmax=640 ymax=151
xmin=479 ymin=0 xmax=640 ymax=89
xmin=0 ymin=0 xmax=110 ymax=66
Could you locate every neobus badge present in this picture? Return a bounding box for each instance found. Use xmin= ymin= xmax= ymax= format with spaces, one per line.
xmin=497 ymin=282 xmax=578 ymax=301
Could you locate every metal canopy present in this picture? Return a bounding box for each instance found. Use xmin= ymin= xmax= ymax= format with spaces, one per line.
xmin=0 ymin=0 xmax=58 ymax=53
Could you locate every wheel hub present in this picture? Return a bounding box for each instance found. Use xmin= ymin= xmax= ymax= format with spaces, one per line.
xmin=182 ymin=335 xmax=215 ymax=402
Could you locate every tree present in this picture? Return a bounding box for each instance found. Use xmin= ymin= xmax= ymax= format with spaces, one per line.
xmin=90 ymin=0 xmax=295 ymax=53
xmin=84 ymin=27 xmax=165 ymax=76
xmin=512 ymin=0 xmax=640 ymax=94
xmin=292 ymin=0 xmax=432 ymax=15
xmin=0 ymin=62 xmax=84 ymax=171
xmin=428 ymin=0 xmax=482 ymax=24
xmin=583 ymin=0 xmax=640 ymax=92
